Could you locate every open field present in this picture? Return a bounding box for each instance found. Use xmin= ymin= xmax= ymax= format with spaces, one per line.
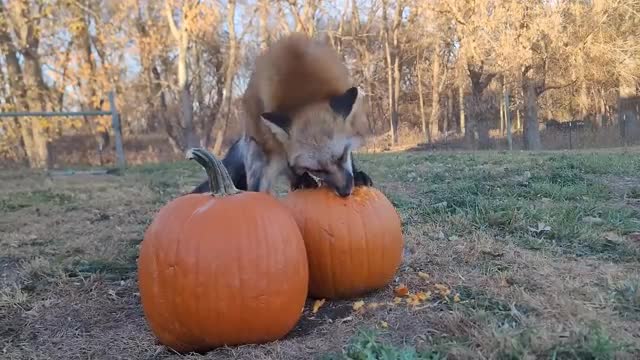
xmin=1 ymin=148 xmax=640 ymax=359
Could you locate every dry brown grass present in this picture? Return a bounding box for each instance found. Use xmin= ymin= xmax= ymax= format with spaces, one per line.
xmin=1 ymin=149 xmax=640 ymax=359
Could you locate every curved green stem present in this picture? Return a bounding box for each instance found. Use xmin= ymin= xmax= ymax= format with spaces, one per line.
xmin=186 ymin=147 xmax=241 ymax=197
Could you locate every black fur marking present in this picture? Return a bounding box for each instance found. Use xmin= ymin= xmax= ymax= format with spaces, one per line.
xmin=352 ymin=158 xmax=373 ymax=187
xmin=261 ymin=112 xmax=293 ymax=133
xmin=354 ymin=170 xmax=373 ymax=187
xmin=330 ymin=87 xmax=358 ymax=119
xmin=291 ymin=172 xmax=320 ymax=191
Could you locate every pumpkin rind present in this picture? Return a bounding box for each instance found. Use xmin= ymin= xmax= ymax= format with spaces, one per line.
xmin=281 ymin=186 xmax=403 ymax=299
xmin=138 ymin=148 xmax=309 ymax=353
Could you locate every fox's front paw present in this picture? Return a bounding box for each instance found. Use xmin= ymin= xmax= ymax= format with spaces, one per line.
xmin=291 ymin=172 xmax=320 ymax=190
xmin=354 ymin=170 xmax=373 ymax=187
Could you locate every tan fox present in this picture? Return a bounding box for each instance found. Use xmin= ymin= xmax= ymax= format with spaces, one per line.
xmin=193 ymin=33 xmax=373 ymax=196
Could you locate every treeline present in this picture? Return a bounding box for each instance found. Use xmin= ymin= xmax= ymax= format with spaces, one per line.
xmin=1 ymin=0 xmax=639 ymax=168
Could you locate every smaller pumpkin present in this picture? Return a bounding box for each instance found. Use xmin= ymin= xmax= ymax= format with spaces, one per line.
xmin=138 ymin=148 xmax=309 ymax=353
xmin=281 ymin=185 xmax=403 ymax=300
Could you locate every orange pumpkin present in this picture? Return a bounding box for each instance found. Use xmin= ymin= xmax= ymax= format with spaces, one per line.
xmin=138 ymin=148 xmax=309 ymax=353
xmin=281 ymin=186 xmax=403 ymax=299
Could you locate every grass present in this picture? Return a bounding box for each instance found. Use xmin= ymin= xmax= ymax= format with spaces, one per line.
xmin=361 ymin=151 xmax=640 ymax=260
xmin=321 ymin=330 xmax=445 ymax=360
xmin=1 ymin=148 xmax=640 ymax=359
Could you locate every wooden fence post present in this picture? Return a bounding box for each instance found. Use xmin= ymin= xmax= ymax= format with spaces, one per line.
xmin=108 ymin=91 xmax=126 ymax=169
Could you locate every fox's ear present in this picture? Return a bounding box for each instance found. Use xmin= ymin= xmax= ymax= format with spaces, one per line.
xmin=261 ymin=112 xmax=291 ymax=143
xmin=330 ymin=87 xmax=365 ymax=121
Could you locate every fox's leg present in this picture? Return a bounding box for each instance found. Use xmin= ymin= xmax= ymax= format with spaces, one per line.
xmin=244 ymin=137 xmax=268 ymax=192
xmin=244 ymin=137 xmax=288 ymax=195
xmin=351 ymin=155 xmax=373 ymax=187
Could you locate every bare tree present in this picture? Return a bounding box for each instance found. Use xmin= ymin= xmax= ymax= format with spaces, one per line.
xmin=165 ymin=0 xmax=198 ymax=149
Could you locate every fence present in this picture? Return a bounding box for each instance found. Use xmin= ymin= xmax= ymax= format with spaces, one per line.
xmin=0 ymin=91 xmax=126 ymax=170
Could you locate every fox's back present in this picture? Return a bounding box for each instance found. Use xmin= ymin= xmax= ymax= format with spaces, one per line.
xmin=243 ymin=33 xmax=353 ymax=126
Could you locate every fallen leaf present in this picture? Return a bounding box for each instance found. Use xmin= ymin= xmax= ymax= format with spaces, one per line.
xmin=417 ymin=272 xmax=430 ymax=280
xmin=453 ymin=294 xmax=461 ymax=303
xmin=406 ymin=295 xmax=421 ymax=306
xmin=417 ymin=291 xmax=431 ymax=301
xmin=380 ymin=320 xmax=389 ymax=329
xmin=352 ymin=300 xmax=365 ymax=311
xmin=393 ymin=297 xmax=402 ymax=304
xmin=394 ymin=284 xmax=409 ymax=297
xmin=312 ymin=299 xmax=325 ymax=314
xmin=434 ymin=283 xmax=451 ymax=297
xmin=367 ymin=302 xmax=382 ymax=310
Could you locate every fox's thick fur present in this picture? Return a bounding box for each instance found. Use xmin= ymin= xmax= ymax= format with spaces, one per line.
xmin=194 ymin=33 xmax=373 ymax=196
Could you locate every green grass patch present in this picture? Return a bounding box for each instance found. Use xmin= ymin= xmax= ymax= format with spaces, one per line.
xmin=609 ymin=277 xmax=640 ymax=320
xmin=626 ymin=186 xmax=640 ymax=200
xmin=363 ymin=151 xmax=640 ymax=260
xmin=67 ymin=259 xmax=137 ymax=280
xmin=544 ymin=323 xmax=632 ymax=360
xmin=0 ymin=190 xmax=74 ymax=212
xmin=455 ymin=286 xmax=533 ymax=330
xmin=321 ymin=329 xmax=445 ymax=360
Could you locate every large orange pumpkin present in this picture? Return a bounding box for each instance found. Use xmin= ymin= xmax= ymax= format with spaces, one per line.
xmin=138 ymin=148 xmax=309 ymax=353
xmin=281 ymin=186 xmax=403 ymax=299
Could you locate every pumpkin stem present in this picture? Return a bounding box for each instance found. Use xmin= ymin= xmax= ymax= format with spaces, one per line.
xmin=186 ymin=147 xmax=241 ymax=196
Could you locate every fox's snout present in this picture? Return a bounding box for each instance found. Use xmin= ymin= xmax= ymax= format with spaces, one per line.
xmin=325 ymin=168 xmax=354 ymax=198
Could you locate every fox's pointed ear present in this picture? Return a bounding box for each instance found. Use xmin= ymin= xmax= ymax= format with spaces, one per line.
xmin=330 ymin=87 xmax=365 ymax=121
xmin=261 ymin=112 xmax=291 ymax=143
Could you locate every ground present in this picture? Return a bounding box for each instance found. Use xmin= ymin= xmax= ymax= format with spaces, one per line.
xmin=1 ymin=148 xmax=640 ymax=359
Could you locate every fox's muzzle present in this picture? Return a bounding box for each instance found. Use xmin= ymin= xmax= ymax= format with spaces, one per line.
xmin=330 ymin=169 xmax=353 ymax=198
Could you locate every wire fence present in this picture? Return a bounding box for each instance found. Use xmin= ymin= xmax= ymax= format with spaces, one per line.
xmin=1 ymin=94 xmax=639 ymax=170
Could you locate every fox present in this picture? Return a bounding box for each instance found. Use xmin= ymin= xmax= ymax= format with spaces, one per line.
xmin=193 ymin=33 xmax=373 ymax=196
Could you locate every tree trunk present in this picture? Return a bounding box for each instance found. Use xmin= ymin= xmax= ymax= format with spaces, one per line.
xmin=445 ymin=87 xmax=453 ymax=135
xmin=467 ymin=67 xmax=495 ymax=149
xmin=20 ymin=52 xmax=49 ymax=163
xmin=596 ymin=89 xmax=606 ymax=126
xmin=459 ymin=86 xmax=465 ymax=135
xmin=429 ymin=42 xmax=441 ymax=142
xmin=392 ymin=55 xmax=400 ymax=145
xmin=213 ymin=0 xmax=238 ymax=155
xmin=522 ymin=79 xmax=542 ymax=150
xmin=167 ymin=4 xmax=198 ymax=150
xmin=391 ymin=1 xmax=403 ymax=144
xmin=178 ymin=37 xmax=197 ymax=148
xmin=417 ymin=58 xmax=427 ymax=139
xmin=500 ymin=90 xmax=505 ymax=136
xmin=381 ymin=0 xmax=397 ymax=144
